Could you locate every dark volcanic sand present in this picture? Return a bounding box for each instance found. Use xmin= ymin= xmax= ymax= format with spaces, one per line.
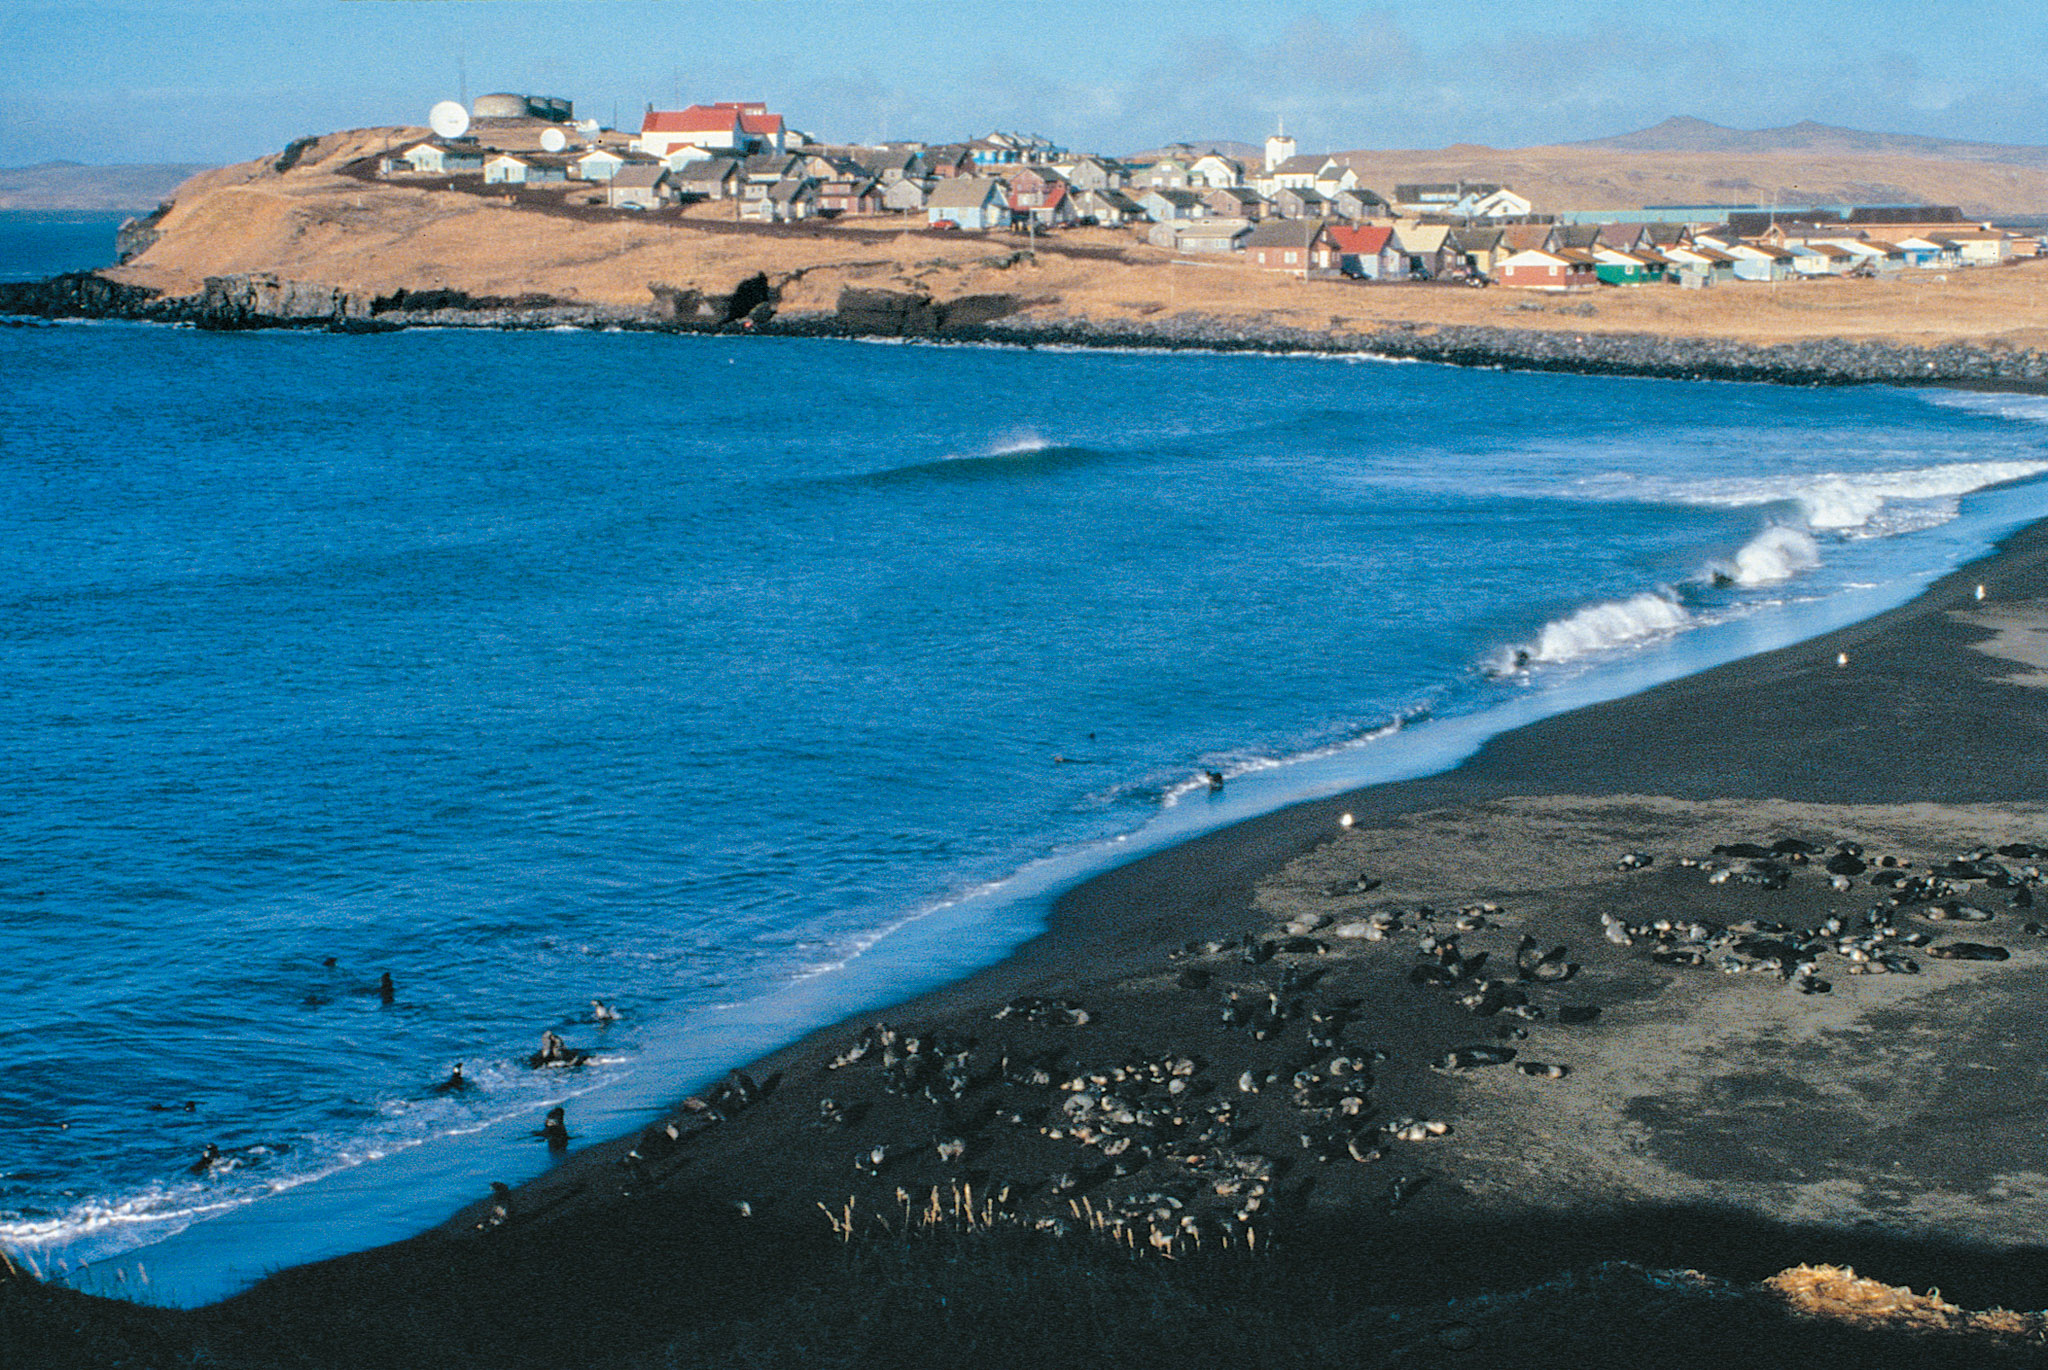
xmin=322 ymin=518 xmax=2048 ymax=1320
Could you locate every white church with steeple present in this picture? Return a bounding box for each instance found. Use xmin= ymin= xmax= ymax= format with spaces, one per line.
xmin=1264 ymin=119 xmax=1296 ymax=173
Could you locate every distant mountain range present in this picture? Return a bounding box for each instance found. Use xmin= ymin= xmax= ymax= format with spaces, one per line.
xmin=0 ymin=160 xmax=211 ymax=211
xmin=1564 ymin=116 xmax=2048 ymax=168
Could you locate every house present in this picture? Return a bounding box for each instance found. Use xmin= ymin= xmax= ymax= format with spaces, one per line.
xmin=1391 ymin=221 xmax=1452 ymax=278
xmin=1546 ymin=224 xmax=1603 ymax=253
xmin=1724 ymin=241 xmax=1795 ymax=282
xmin=1890 ymin=235 xmax=1955 ymax=269
xmin=1132 ymin=157 xmax=1191 ymax=190
xmin=1243 ymin=219 xmax=1337 ymax=276
xmin=1163 ymin=219 xmax=1251 ymax=253
xmin=1784 ymin=242 xmax=1851 ymax=276
xmin=1664 ymin=243 xmax=1741 ymax=283
xmin=1188 ymin=153 xmax=1243 ymax=189
xmin=574 ymin=147 xmax=630 ymax=181
xmin=1828 ymin=238 xmax=1906 ymax=274
xmin=925 ymin=177 xmax=1009 ymax=230
xmin=1263 ymin=153 xmax=1354 ymax=194
xmin=816 ymin=174 xmax=884 ymax=217
xmin=923 ymin=145 xmax=979 ymax=179
xmin=852 ymin=148 xmax=927 ymax=184
xmin=1005 ymin=167 xmax=1065 ymax=206
xmin=1329 ymin=187 xmax=1388 ymax=221
xmin=967 ymin=131 xmax=1064 ymax=166
xmin=1496 ymin=247 xmax=1598 ymax=290
xmin=882 ymin=177 xmax=930 ymax=213
xmin=1072 ymin=187 xmax=1145 ymax=225
xmin=607 ymin=163 xmax=673 ymax=209
xmin=1026 ymin=184 xmax=1078 ymax=227
xmin=1447 ymin=226 xmax=1508 ymax=279
xmin=1138 ymin=188 xmax=1208 ymax=222
xmin=1392 ymin=182 xmax=1462 ymax=215
xmin=1058 ymin=156 xmax=1125 ymax=191
xmin=1459 ymin=186 xmax=1532 ymax=219
xmin=1205 ymin=187 xmax=1268 ymax=221
xmin=484 ymin=152 xmax=568 ymax=185
xmin=1938 ymin=230 xmax=2011 ymax=267
xmin=1590 ymin=246 xmax=1660 ymax=285
xmin=1271 ymin=186 xmax=1331 ymax=220
xmin=637 ymin=102 xmax=786 ymax=159
xmin=1326 ymin=224 xmax=1398 ymax=279
xmin=403 ymin=140 xmax=484 ymax=175
xmin=671 ymin=156 xmax=743 ymax=200
xmin=765 ymin=177 xmax=818 ymax=221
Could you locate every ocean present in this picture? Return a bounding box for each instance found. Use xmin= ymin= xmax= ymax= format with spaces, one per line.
xmin=5 ymin=214 xmax=2048 ymax=1305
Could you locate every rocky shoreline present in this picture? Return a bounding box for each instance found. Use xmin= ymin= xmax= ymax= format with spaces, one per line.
xmin=7 ymin=268 xmax=2048 ymax=392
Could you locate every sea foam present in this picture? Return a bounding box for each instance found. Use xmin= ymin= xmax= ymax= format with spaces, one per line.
xmin=1491 ymin=592 xmax=1693 ymax=674
xmin=1656 ymin=460 xmax=2048 ymax=536
xmin=1716 ymin=525 xmax=1822 ymax=586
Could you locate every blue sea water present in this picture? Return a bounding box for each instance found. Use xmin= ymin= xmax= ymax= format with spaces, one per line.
xmin=5 ymin=217 xmax=2048 ymax=1305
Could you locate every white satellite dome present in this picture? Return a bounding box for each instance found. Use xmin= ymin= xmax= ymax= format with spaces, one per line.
xmin=428 ymin=101 xmax=470 ymax=140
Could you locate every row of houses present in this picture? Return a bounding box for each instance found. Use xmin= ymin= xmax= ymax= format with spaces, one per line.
xmin=1488 ymin=216 xmax=2030 ymax=289
xmin=380 ymin=94 xmax=2037 ymax=288
xmin=1130 ymin=212 xmax=2035 ymax=285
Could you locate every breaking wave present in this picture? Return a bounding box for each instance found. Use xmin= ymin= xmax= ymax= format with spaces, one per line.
xmin=1712 ymin=525 xmax=1821 ymax=587
xmin=1635 ymin=459 xmax=2048 ymax=537
xmin=1488 ymin=592 xmax=1693 ymax=675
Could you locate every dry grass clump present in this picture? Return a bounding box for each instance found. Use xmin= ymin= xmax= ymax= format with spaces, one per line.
xmin=1766 ymin=1263 xmax=2048 ymax=1342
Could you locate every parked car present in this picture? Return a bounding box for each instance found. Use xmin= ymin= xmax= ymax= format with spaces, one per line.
xmin=928 ymin=219 xmax=960 ymax=232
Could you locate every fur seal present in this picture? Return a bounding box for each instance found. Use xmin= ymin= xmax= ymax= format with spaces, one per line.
xmin=186 ymin=1142 xmax=222 ymax=1175
xmin=536 ymin=1106 xmax=570 ymax=1150
xmin=527 ymin=1031 xmax=590 ymax=1069
xmin=432 ymin=1062 xmax=469 ymax=1094
xmin=1438 ymin=1044 xmax=1516 ymax=1070
xmin=1927 ymin=942 xmax=2010 ymax=961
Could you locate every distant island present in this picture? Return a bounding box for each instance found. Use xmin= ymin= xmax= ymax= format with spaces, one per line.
xmin=0 ymin=160 xmax=214 ymax=211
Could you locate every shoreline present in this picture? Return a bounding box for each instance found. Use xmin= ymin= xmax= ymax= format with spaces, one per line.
xmin=414 ymin=502 xmax=2048 ymax=1246
xmin=12 ymin=425 xmax=2048 ymax=1366
xmin=6 ymin=267 xmax=2048 ymax=394
xmin=23 ymin=398 xmax=2048 ymax=1311
xmin=152 ymin=495 xmax=2048 ymax=1294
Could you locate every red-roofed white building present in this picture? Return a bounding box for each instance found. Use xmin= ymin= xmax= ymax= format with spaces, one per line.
xmin=637 ymin=102 xmax=787 ymax=159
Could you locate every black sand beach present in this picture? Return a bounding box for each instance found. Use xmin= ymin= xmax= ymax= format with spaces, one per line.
xmin=12 ymin=516 xmax=2048 ymax=1368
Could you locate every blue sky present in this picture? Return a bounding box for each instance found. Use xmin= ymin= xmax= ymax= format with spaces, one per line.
xmin=4 ymin=0 xmax=2046 ymax=166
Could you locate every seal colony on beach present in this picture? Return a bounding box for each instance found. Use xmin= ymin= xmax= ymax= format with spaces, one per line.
xmin=447 ymin=792 xmax=2048 ymax=1259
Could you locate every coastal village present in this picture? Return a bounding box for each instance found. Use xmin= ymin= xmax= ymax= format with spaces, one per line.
xmin=380 ymin=92 xmax=2043 ymax=290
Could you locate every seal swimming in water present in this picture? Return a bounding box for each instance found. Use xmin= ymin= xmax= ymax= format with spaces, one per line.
xmin=378 ymin=971 xmax=395 ymax=1005
xmin=527 ymin=1031 xmax=590 ymax=1069
xmin=432 ymin=1062 xmax=469 ymax=1094
xmin=186 ymin=1142 xmax=222 ymax=1175
xmin=536 ymin=1106 xmax=570 ymax=1150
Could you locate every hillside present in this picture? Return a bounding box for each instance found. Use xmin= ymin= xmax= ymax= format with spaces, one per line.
xmin=0 ymin=160 xmax=215 ymax=210
xmin=83 ymin=128 xmax=2048 ymax=357
xmin=1334 ymin=119 xmax=2048 ymax=215
xmin=1571 ymin=116 xmax=2048 ymax=168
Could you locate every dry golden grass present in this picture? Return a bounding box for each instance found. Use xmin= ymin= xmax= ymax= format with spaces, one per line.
xmin=1765 ymin=1264 xmax=2047 ymax=1341
xmin=107 ymin=130 xmax=2048 ymax=351
xmin=1337 ymin=144 xmax=2048 ymax=217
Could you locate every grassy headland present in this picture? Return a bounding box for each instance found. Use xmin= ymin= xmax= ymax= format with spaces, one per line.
xmin=51 ymin=126 xmax=2048 ymax=372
